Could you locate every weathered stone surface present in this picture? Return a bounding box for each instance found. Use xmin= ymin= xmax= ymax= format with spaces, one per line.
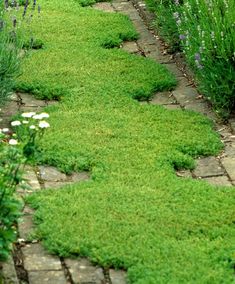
xmin=150 ymin=92 xmax=176 ymax=105
xmin=109 ymin=269 xmax=127 ymax=284
xmin=229 ymin=118 xmax=235 ymax=134
xmin=93 ymin=2 xmax=115 ymax=12
xmin=122 ymin=41 xmax=139 ymax=53
xmin=38 ymin=166 xmax=67 ymax=182
xmin=19 ymin=106 xmax=43 ymax=113
xmin=223 ymin=143 xmax=235 ymax=156
xmin=23 ymin=167 xmax=41 ymax=191
xmin=28 ymin=271 xmax=67 ymax=284
xmin=18 ymin=215 xmax=34 ymax=240
xmin=1 ymin=255 xmax=19 ymax=284
xmin=194 ymin=157 xmax=224 ymax=177
xmin=147 ymin=50 xmax=166 ymax=61
xmin=184 ymin=102 xmax=209 ymax=115
xmin=163 ymin=63 xmax=184 ymax=78
xmin=163 ymin=104 xmax=181 ymax=110
xmin=221 ymin=157 xmax=235 ymax=181
xmin=0 ymin=101 xmax=19 ymax=118
xmin=23 ymin=206 xmax=35 ymax=215
xmin=172 ymin=87 xmax=199 ymax=105
xmin=65 ymin=258 xmax=105 ymax=284
xmin=70 ymin=172 xmax=90 ymax=182
xmin=19 ymin=93 xmax=46 ymax=107
xmin=203 ymin=176 xmax=232 ymax=187
xmin=176 ymin=170 xmax=192 ymax=178
xmin=22 ymin=244 xmax=62 ymax=271
xmin=10 ymin=93 xmax=20 ymax=102
xmin=131 ymin=20 xmax=148 ymax=32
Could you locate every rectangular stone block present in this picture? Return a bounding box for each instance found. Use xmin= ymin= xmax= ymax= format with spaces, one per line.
xmin=194 ymin=157 xmax=224 ymax=178
xmin=109 ymin=269 xmax=127 ymax=284
xmin=221 ymin=157 xmax=235 ymax=181
xmin=22 ymin=244 xmax=62 ymax=271
xmin=65 ymin=258 xmax=105 ymax=284
xmin=28 ymin=271 xmax=67 ymax=284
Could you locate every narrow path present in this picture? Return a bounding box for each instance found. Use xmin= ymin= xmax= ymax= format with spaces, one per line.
xmin=1 ymin=0 xmax=235 ymax=283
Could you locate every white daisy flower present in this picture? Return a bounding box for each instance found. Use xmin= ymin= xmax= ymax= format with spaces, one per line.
xmin=21 ymin=112 xmax=36 ymax=118
xmin=11 ymin=121 xmax=21 ymax=126
xmin=9 ymin=139 xmax=18 ymax=145
xmin=39 ymin=121 xmax=50 ymax=128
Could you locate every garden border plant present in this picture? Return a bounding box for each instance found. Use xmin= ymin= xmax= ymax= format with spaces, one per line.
xmin=144 ymin=0 xmax=235 ymax=118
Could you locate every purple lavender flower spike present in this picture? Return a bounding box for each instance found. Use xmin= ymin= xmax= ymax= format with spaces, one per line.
xmin=179 ymin=34 xmax=186 ymax=40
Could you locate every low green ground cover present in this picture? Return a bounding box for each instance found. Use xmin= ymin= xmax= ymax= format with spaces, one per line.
xmin=15 ymin=0 xmax=235 ymax=282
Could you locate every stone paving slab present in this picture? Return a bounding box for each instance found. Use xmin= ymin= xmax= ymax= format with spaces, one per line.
xmin=150 ymin=92 xmax=176 ymax=105
xmin=19 ymin=93 xmax=47 ymax=107
xmin=221 ymin=157 xmax=235 ymax=181
xmin=203 ymin=176 xmax=232 ymax=187
xmin=193 ymin=157 xmax=225 ymax=178
xmin=65 ymin=258 xmax=105 ymax=284
xmin=22 ymin=244 xmax=62 ymax=271
xmin=23 ymin=167 xmax=41 ymax=191
xmin=163 ymin=104 xmax=181 ymax=110
xmin=109 ymin=269 xmax=127 ymax=284
xmin=1 ymin=255 xmax=19 ymax=284
xmin=122 ymin=41 xmax=139 ymax=53
xmin=28 ymin=270 xmax=67 ymax=284
xmin=18 ymin=215 xmax=35 ymax=241
xmin=38 ymin=166 xmax=67 ymax=182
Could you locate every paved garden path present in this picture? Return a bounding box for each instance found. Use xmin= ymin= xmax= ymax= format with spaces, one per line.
xmin=1 ymin=0 xmax=235 ymax=283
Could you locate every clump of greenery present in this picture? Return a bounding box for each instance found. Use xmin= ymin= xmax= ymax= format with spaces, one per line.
xmin=0 ymin=2 xmax=21 ymax=105
xmin=15 ymin=0 xmax=235 ymax=282
xmin=145 ymin=0 xmax=235 ymax=117
xmin=0 ymin=112 xmax=50 ymax=261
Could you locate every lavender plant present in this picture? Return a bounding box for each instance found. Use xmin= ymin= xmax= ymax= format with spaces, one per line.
xmin=146 ymin=0 xmax=235 ymax=117
xmin=0 ymin=112 xmax=50 ymax=261
xmin=176 ymin=0 xmax=235 ymax=116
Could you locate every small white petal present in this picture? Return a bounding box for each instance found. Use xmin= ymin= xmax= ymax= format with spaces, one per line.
xmin=29 ymin=125 xmax=36 ymax=129
xmin=40 ymin=112 xmax=49 ymax=118
xmin=11 ymin=121 xmax=21 ymax=126
xmin=2 ymin=128 xmax=9 ymax=133
xmin=22 ymin=120 xmax=29 ymax=124
xmin=21 ymin=112 xmax=36 ymax=118
xmin=39 ymin=121 xmax=50 ymax=128
xmin=33 ymin=114 xmax=43 ymax=120
xmin=9 ymin=139 xmax=18 ymax=145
